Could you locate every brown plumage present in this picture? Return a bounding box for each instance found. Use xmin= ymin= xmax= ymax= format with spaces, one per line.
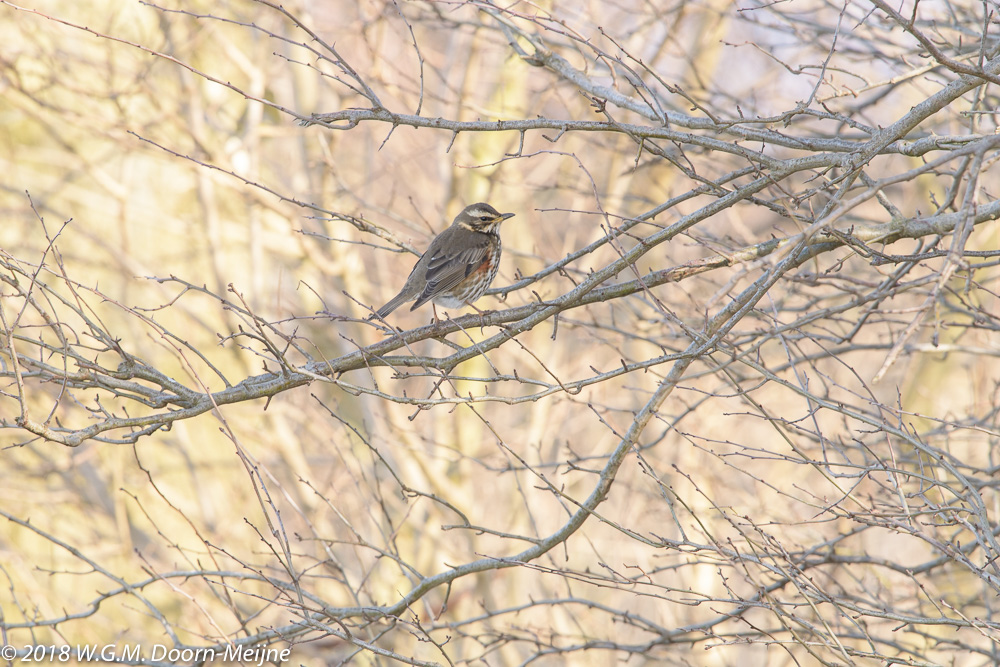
xmin=372 ymin=203 xmax=515 ymax=320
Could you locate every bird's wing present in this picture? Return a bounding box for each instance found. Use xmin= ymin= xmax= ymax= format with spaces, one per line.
xmin=412 ymin=242 xmax=490 ymax=309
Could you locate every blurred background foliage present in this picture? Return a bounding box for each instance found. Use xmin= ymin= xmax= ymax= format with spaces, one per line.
xmin=2 ymin=0 xmax=1000 ymax=665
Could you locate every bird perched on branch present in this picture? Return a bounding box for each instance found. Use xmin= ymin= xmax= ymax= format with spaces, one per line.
xmin=371 ymin=202 xmax=515 ymax=320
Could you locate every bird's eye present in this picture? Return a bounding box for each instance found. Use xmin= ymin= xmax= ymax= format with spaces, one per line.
xmin=480 ymin=215 xmax=491 ymax=221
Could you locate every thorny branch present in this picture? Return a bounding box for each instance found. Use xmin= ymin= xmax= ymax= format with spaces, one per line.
xmin=3 ymin=0 xmax=1000 ymax=665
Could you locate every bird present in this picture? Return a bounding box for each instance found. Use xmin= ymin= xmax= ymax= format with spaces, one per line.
xmin=371 ymin=202 xmax=515 ymax=320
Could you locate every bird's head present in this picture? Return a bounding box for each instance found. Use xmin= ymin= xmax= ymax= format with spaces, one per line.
xmin=454 ymin=203 xmax=515 ymax=232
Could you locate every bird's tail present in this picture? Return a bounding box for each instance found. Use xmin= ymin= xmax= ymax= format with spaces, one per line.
xmin=370 ymin=291 xmax=410 ymax=320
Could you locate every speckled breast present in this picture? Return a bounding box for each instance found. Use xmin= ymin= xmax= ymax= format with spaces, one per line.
xmin=433 ymin=234 xmax=502 ymax=308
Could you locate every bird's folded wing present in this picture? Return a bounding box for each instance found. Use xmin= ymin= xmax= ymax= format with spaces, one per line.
xmin=413 ymin=245 xmax=489 ymax=308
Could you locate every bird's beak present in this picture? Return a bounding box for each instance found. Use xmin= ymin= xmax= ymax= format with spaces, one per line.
xmin=500 ymin=212 xmax=515 ymax=221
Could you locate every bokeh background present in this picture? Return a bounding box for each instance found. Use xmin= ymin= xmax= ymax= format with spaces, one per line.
xmin=2 ymin=0 xmax=999 ymax=665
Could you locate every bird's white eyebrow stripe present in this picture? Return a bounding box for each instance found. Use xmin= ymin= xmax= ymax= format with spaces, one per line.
xmin=467 ymin=207 xmax=496 ymax=217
